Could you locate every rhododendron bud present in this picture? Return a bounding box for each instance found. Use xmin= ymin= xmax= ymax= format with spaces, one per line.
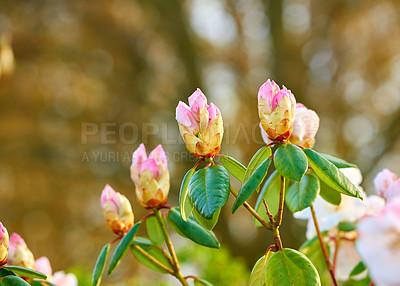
xmin=374 ymin=168 xmax=398 ymax=198
xmin=8 ymin=233 xmax=35 ymax=269
xmin=289 ymin=103 xmax=320 ymax=148
xmin=101 ymin=184 xmax=134 ymax=235
xmin=258 ymin=80 xmax=296 ymax=141
xmin=130 ymin=144 xmax=170 ymax=208
xmin=0 ymin=222 xmax=9 ymax=265
xmin=356 ymin=197 xmax=400 ymax=286
xmin=176 ymin=89 xmax=223 ymax=158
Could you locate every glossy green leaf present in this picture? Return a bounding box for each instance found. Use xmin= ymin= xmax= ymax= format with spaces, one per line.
xmin=318 ymin=177 xmax=341 ymax=205
xmin=243 ymin=147 xmax=272 ymax=183
xmin=131 ymin=244 xmax=172 ymax=274
xmin=265 ymin=248 xmax=321 ymax=286
xmin=179 ymin=168 xmax=196 ymax=221
xmin=132 ymin=237 xmax=153 ymax=247
xmin=192 ymin=207 xmax=220 ymax=230
xmin=299 ymin=235 xmax=331 ymax=286
xmin=92 ymin=243 xmax=110 ymax=286
xmin=350 ymin=261 xmax=367 ymax=277
xmin=285 ymin=174 xmax=320 ymax=213
xmin=1 ymin=276 xmax=30 ymax=286
xmin=0 ymin=268 xmax=15 ymax=278
xmin=108 ymin=222 xmax=141 ymax=275
xmin=188 ymin=165 xmax=230 ymax=219
xmin=3 ymin=266 xmax=46 ymax=280
xmin=221 ymin=155 xmax=246 ymax=181
xmin=146 ymin=216 xmax=164 ymax=245
xmin=194 ymin=279 xmax=214 ymax=286
xmin=249 ymin=251 xmax=274 ymax=286
xmin=320 ymin=153 xmax=357 ymax=168
xmin=232 ymin=158 xmax=271 ymax=213
xmin=254 ymin=170 xmax=281 ymax=226
xmin=168 ymin=207 xmax=220 ymax=248
xmin=29 ymin=281 xmax=45 ymax=286
xmin=304 ymin=148 xmax=363 ymax=199
xmin=274 ymin=144 xmax=308 ymax=182
xmin=338 ymin=221 xmax=357 ymax=232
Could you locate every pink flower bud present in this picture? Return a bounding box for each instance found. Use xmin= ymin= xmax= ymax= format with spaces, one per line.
xmin=289 ymin=103 xmax=320 ymax=148
xmin=101 ymin=184 xmax=134 ymax=235
xmin=374 ymin=168 xmax=398 ymax=198
xmin=8 ymin=233 xmax=35 ymax=269
xmin=130 ymin=144 xmax=170 ymax=208
xmin=258 ymin=80 xmax=296 ymax=141
xmin=0 ymin=222 xmax=9 ymax=266
xmin=176 ymin=89 xmax=223 ymax=158
xmin=386 ymin=179 xmax=400 ymax=202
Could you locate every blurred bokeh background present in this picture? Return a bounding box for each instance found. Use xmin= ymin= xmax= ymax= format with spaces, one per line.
xmin=1 ymin=0 xmax=400 ymax=284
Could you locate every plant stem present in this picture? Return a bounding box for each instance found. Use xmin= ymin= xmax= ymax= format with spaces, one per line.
xmin=153 ymin=209 xmax=188 ymax=286
xmin=131 ymin=245 xmax=174 ymax=275
xmin=310 ymin=204 xmax=338 ymax=286
xmin=230 ymin=187 xmax=271 ymax=230
xmin=275 ymin=175 xmax=285 ymax=227
xmin=332 ymin=232 xmax=342 ymax=273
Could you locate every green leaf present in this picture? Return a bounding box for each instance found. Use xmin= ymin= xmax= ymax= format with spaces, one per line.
xmin=194 ymin=279 xmax=214 ymax=286
xmin=304 ymin=148 xmax=363 ymax=199
xmin=232 ymin=158 xmax=271 ymax=213
xmin=130 ymin=244 xmax=172 ymax=274
xmin=92 ymin=243 xmax=110 ymax=286
xmin=285 ymin=174 xmax=320 ymax=213
xmin=254 ymin=170 xmax=281 ymax=226
xmin=192 ymin=207 xmax=220 ymax=230
xmin=243 ymin=147 xmax=272 ymax=183
xmin=0 ymin=268 xmax=15 ymax=278
xmin=221 ymin=155 xmax=246 ymax=181
xmin=320 ymin=153 xmax=357 ymax=168
xmin=179 ymin=168 xmax=196 ymax=221
xmin=299 ymin=235 xmax=330 ymax=286
xmin=146 ymin=216 xmax=164 ymax=245
xmin=350 ymin=261 xmax=367 ymax=277
xmin=29 ymin=281 xmax=45 ymax=286
xmin=274 ymin=144 xmax=308 ymax=182
xmin=249 ymin=251 xmax=274 ymax=286
xmin=168 ymin=207 xmax=220 ymax=248
xmin=265 ymin=248 xmax=321 ymax=286
xmin=318 ymin=177 xmax=341 ymax=205
xmin=188 ymin=165 xmax=230 ymax=219
xmin=1 ymin=276 xmax=30 ymax=286
xmin=338 ymin=221 xmax=357 ymax=232
xmin=342 ymin=277 xmax=371 ymax=286
xmin=108 ymin=222 xmax=141 ymax=275
xmin=3 ymin=266 xmax=46 ymax=280
xmin=132 ymin=237 xmax=153 ymax=247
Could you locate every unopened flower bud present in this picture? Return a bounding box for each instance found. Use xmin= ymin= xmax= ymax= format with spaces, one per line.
xmin=0 ymin=222 xmax=9 ymax=265
xmin=289 ymin=103 xmax=320 ymax=148
xmin=101 ymin=184 xmax=134 ymax=236
xmin=8 ymin=233 xmax=35 ymax=269
xmin=258 ymin=80 xmax=296 ymax=141
xmin=374 ymin=169 xmax=399 ymax=198
xmin=130 ymin=144 xmax=170 ymax=208
xmin=176 ymin=89 xmax=223 ymax=158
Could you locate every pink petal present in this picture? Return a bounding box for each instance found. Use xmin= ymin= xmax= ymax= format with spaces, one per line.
xmin=207 ymin=103 xmax=220 ymax=122
xmin=140 ymin=158 xmax=159 ymax=178
xmin=132 ymin=143 xmax=147 ymax=169
xmin=0 ymin=222 xmax=5 ymax=238
xmin=258 ymin=79 xmax=279 ymax=102
xmin=188 ymin=88 xmax=207 ymax=110
xmin=35 ymin=257 xmax=53 ymax=277
xmin=272 ymin=89 xmax=291 ymax=111
xmin=149 ymin=144 xmax=168 ymax=169
xmin=374 ymin=169 xmax=398 ymax=198
xmin=100 ymin=184 xmax=116 ymax=208
xmin=9 ymin=233 xmax=25 ymax=248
